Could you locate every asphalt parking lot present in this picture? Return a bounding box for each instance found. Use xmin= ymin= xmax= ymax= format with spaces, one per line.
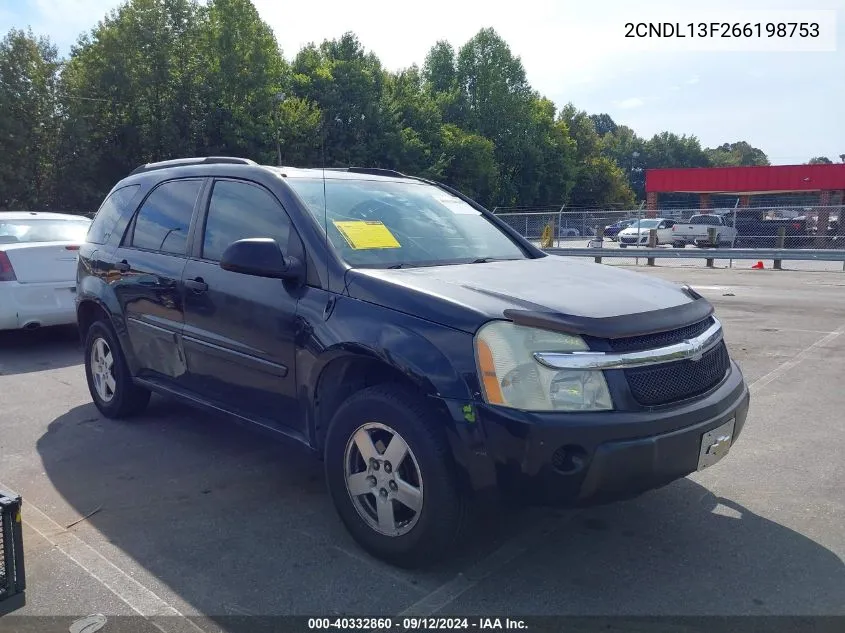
xmin=1 ymin=265 xmax=844 ymax=631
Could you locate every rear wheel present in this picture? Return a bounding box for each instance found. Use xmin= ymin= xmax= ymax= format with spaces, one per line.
xmin=324 ymin=384 xmax=466 ymax=568
xmin=619 ymin=243 xmax=627 ymax=248
xmin=84 ymin=320 xmax=150 ymax=418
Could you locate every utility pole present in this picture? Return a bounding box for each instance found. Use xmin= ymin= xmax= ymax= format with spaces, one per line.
xmin=275 ymin=92 xmax=286 ymax=166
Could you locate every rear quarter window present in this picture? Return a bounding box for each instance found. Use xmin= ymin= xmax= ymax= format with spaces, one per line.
xmin=87 ymin=185 xmax=142 ymax=245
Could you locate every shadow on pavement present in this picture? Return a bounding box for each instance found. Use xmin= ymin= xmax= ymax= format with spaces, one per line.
xmin=34 ymin=399 xmax=845 ymax=623
xmin=34 ymin=399 xmax=546 ymax=618
xmin=0 ymin=325 xmax=82 ymax=375
xmin=448 ymin=477 xmax=845 ymax=616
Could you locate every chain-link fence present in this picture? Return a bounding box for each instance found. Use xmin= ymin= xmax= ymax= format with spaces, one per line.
xmin=493 ymin=206 xmax=845 ymax=249
xmin=493 ymin=205 xmax=845 ymax=270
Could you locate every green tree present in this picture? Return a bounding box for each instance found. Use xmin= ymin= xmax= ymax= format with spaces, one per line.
xmin=0 ymin=29 xmax=61 ymax=210
xmin=600 ymin=124 xmax=646 ymax=199
xmin=559 ymin=103 xmax=601 ymax=161
xmin=291 ymin=32 xmax=391 ymax=167
xmin=808 ymin=156 xmax=833 ymax=164
xmin=559 ymin=104 xmax=633 ymax=207
xmin=589 ymin=113 xmax=617 ymax=136
xmin=435 ymin=124 xmax=497 ymax=203
xmin=643 ymin=132 xmax=710 ymax=169
xmin=197 ymin=0 xmax=288 ymax=163
xmin=706 ymin=141 xmax=769 ymax=167
xmin=568 ymin=156 xmax=636 ymax=209
xmin=455 ymin=28 xmax=535 ymax=204
xmin=382 ymin=65 xmax=442 ymax=176
xmin=57 ymin=0 xmax=205 ymax=210
xmin=422 ymin=41 xmax=465 ymax=126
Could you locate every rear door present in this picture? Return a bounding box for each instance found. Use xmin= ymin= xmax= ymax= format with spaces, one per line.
xmin=180 ymin=178 xmax=303 ymax=430
xmin=110 ymin=178 xmax=205 ymax=381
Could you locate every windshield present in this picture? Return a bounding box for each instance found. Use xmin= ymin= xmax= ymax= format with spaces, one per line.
xmin=0 ymin=218 xmax=91 ymax=244
xmin=630 ymin=219 xmax=660 ymax=229
xmin=690 ymin=215 xmax=720 ymax=225
xmin=285 ymin=178 xmax=528 ymax=268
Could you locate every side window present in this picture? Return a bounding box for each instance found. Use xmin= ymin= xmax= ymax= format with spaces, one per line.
xmin=87 ymin=185 xmax=141 ymax=245
xmin=202 ymin=180 xmax=292 ymax=262
xmin=130 ymin=179 xmax=202 ymax=255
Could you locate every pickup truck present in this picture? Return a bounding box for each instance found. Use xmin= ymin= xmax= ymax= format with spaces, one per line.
xmin=671 ymin=214 xmax=738 ymax=248
xmin=730 ymin=209 xmax=813 ymax=248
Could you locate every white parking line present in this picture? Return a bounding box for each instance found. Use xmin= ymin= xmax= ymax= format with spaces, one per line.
xmin=748 ymin=323 xmax=845 ymax=394
xmin=1 ymin=488 xmax=205 ymax=633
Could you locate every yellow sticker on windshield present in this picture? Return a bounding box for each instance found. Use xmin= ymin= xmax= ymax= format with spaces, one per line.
xmin=332 ymin=220 xmax=401 ymax=250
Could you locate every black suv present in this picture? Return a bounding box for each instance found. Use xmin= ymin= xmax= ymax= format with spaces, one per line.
xmin=76 ymin=157 xmax=751 ymax=567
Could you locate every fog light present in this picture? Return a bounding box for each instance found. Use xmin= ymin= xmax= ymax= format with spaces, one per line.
xmin=551 ymin=445 xmax=588 ymax=475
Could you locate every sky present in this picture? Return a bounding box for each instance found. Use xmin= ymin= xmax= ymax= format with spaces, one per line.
xmin=2 ymin=0 xmax=843 ymax=165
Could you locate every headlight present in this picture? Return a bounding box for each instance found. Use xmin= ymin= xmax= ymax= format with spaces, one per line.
xmin=474 ymin=321 xmax=613 ymax=412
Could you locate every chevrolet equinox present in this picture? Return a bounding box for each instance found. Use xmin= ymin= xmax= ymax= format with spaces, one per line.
xmin=76 ymin=157 xmax=751 ymax=567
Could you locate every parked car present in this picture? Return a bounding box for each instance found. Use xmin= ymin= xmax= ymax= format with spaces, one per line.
xmin=725 ymin=209 xmax=813 ymax=248
xmin=670 ymin=214 xmax=738 ymax=248
xmin=0 ymin=211 xmax=91 ymax=331
xmin=603 ymin=218 xmax=638 ymax=241
xmin=75 ymin=157 xmax=750 ymax=567
xmin=617 ymin=218 xmax=677 ymax=247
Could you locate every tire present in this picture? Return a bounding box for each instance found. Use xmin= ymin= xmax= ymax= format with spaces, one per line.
xmin=672 ymin=241 xmax=685 ymax=249
xmin=84 ymin=320 xmax=150 ymax=419
xmin=324 ymin=384 xmax=466 ymax=568
xmin=619 ymin=243 xmax=627 ymax=248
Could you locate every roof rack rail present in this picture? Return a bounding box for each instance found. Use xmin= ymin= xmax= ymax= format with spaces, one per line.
xmin=129 ymin=156 xmax=257 ymax=176
xmin=321 ymin=167 xmax=409 ymax=178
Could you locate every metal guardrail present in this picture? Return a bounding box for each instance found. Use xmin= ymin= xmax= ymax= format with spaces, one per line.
xmin=544 ymin=247 xmax=845 ymax=262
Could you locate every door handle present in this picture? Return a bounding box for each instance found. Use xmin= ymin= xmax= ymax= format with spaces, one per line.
xmin=115 ymin=260 xmax=130 ymax=273
xmin=185 ymin=277 xmax=208 ymax=293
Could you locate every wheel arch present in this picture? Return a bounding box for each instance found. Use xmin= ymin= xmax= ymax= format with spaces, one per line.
xmin=76 ymin=275 xmax=140 ymax=375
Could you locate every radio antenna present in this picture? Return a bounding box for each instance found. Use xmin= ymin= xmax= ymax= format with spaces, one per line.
xmin=321 ymin=112 xmax=329 ymax=295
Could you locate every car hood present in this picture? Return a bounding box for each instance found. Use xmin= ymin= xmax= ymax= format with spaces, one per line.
xmin=344 ymin=255 xmax=707 ymax=336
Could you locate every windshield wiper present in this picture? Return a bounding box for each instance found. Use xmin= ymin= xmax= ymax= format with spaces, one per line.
xmin=469 ymin=257 xmax=516 ymax=264
xmin=386 ymin=263 xmax=416 ymax=269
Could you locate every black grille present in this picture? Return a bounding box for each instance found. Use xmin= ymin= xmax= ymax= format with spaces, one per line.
xmin=625 ymin=340 xmax=731 ymax=406
xmin=608 ymin=317 xmax=715 ymax=353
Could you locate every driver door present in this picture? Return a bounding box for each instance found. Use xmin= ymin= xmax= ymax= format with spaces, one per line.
xmin=179 ymin=178 xmax=304 ymax=431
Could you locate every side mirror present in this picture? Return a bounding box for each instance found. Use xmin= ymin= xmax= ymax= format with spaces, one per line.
xmin=219 ymin=238 xmax=304 ymax=282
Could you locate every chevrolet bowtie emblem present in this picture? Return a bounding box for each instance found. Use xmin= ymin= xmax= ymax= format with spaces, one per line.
xmin=686 ymin=339 xmax=704 ymax=362
xmin=706 ymin=435 xmax=732 ymax=458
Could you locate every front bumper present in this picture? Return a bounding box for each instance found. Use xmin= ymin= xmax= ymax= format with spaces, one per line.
xmin=446 ymin=361 xmax=750 ymax=506
xmin=619 ymin=235 xmax=650 ymax=245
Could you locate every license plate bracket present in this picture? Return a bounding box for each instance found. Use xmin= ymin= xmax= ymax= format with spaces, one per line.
xmin=697 ymin=418 xmax=735 ymax=471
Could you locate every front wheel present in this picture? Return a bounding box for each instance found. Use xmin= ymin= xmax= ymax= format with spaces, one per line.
xmin=324 ymin=384 xmax=466 ymax=568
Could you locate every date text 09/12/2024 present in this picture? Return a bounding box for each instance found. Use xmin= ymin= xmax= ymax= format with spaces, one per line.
xmin=624 ymin=22 xmax=820 ymax=38
xmin=307 ymin=618 xmax=528 ymax=630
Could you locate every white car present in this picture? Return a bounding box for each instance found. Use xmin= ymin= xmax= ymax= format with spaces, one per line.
xmin=617 ymin=218 xmax=676 ymax=248
xmin=0 ymin=211 xmax=91 ymax=331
